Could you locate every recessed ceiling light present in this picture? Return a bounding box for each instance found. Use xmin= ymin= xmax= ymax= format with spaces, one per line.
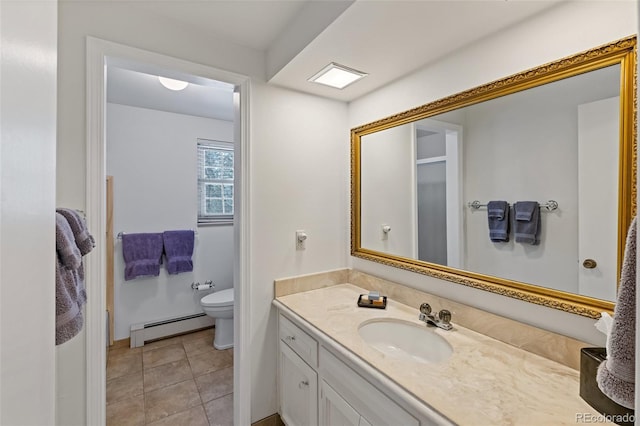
xmin=308 ymin=62 xmax=368 ymax=89
xmin=158 ymin=76 xmax=189 ymax=91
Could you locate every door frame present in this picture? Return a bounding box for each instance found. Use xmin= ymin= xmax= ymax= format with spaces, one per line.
xmin=86 ymin=37 xmax=251 ymax=425
xmin=413 ymin=118 xmax=463 ymax=268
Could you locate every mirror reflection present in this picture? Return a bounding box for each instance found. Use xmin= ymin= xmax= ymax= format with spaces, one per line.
xmin=360 ymin=64 xmax=620 ymax=302
xmin=353 ymin=37 xmax=637 ymax=317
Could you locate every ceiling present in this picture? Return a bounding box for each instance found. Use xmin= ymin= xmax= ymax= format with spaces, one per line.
xmin=107 ymin=0 xmax=564 ymax=120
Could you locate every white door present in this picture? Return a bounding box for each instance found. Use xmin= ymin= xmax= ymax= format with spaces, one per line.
xmin=1 ymin=1 xmax=57 ymax=424
xmin=279 ymin=343 xmax=318 ymax=426
xmin=577 ymin=96 xmax=619 ymax=301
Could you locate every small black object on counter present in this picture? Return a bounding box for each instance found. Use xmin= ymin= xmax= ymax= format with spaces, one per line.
xmin=580 ymin=347 xmax=634 ymax=426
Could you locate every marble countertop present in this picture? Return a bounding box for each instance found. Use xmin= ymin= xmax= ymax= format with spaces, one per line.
xmin=275 ymin=283 xmax=607 ymax=425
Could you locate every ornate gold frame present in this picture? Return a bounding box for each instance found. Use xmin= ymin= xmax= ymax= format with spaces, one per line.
xmin=351 ymin=36 xmax=637 ymax=318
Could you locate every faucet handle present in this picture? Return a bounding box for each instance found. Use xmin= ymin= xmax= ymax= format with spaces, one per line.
xmin=438 ymin=309 xmax=452 ymax=325
xmin=419 ymin=303 xmax=432 ymax=315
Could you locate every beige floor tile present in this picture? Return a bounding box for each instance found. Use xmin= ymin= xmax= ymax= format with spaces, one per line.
xmin=143 ymin=343 xmax=186 ymax=369
xmin=146 ymin=404 xmax=209 ymax=426
xmin=142 ymin=335 xmax=183 ymax=352
xmin=195 ymin=366 xmax=233 ymax=403
xmin=144 ymin=359 xmax=193 ymax=393
xmin=181 ymin=327 xmax=214 ymax=342
xmin=107 ymin=351 xmax=143 ymax=381
xmin=106 ymin=394 xmax=145 ymax=426
xmin=144 ymin=379 xmax=202 ymax=423
xmin=183 ymin=336 xmax=215 ymax=357
xmin=109 ymin=346 xmax=142 ymax=358
xmin=204 ymin=393 xmax=233 ymax=426
xmin=107 ymin=372 xmax=144 ymax=405
xmin=187 ymin=348 xmax=233 ymax=377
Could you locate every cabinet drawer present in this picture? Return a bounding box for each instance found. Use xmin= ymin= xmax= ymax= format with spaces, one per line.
xmin=279 ymin=314 xmax=318 ymax=367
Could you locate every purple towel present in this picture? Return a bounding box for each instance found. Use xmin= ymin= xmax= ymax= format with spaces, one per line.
xmin=122 ymin=233 xmax=164 ymax=280
xmin=597 ymin=216 xmax=636 ymax=408
xmin=56 ymin=213 xmax=82 ymax=270
xmin=163 ymin=230 xmax=194 ymax=274
xmin=56 ymin=208 xmax=95 ymax=255
xmin=55 ymin=213 xmax=88 ymax=345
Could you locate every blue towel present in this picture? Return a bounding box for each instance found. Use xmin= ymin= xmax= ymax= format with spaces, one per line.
xmin=487 ymin=200 xmax=509 ymax=242
xmin=121 ymin=233 xmax=164 ymax=280
xmin=513 ymin=201 xmax=540 ymax=245
xmin=163 ymin=230 xmax=195 ymax=274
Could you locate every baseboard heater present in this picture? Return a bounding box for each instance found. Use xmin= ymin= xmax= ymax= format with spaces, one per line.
xmin=130 ymin=313 xmax=215 ymax=348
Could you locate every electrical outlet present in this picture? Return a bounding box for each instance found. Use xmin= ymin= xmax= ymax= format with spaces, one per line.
xmin=296 ymin=230 xmax=307 ymax=250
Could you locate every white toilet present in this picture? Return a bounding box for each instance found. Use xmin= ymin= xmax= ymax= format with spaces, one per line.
xmin=200 ymin=288 xmax=234 ymax=350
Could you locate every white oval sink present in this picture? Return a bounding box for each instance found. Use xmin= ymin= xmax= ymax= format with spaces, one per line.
xmin=358 ymin=319 xmax=453 ymax=363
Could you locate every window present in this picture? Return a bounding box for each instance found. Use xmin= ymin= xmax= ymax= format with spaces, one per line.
xmin=197 ymin=139 xmax=234 ymax=225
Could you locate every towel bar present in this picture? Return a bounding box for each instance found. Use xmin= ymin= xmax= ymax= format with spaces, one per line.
xmin=467 ymin=200 xmax=558 ymax=211
xmin=117 ymin=229 xmax=198 ymax=239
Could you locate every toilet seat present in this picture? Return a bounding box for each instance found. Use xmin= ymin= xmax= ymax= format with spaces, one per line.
xmin=201 ymin=288 xmax=233 ymax=308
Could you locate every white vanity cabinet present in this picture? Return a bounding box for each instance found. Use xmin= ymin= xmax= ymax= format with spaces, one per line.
xmin=279 ymin=315 xmax=319 ymax=426
xmin=278 ymin=312 xmax=431 ymax=426
xmin=279 ymin=343 xmax=318 ymax=426
xmin=320 ymin=380 xmax=372 ymax=426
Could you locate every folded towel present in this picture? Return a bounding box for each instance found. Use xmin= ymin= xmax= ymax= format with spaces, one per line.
xmin=55 ymin=259 xmax=86 ymax=345
xmin=56 ymin=208 xmax=95 ymax=255
xmin=121 ymin=233 xmax=164 ymax=280
xmin=597 ymin=216 xmax=636 ymax=409
xmin=56 ymin=213 xmax=82 ymax=270
xmin=55 ymin=213 xmax=88 ymax=345
xmin=486 ymin=200 xmax=509 ymax=242
xmin=513 ymin=201 xmax=540 ymax=245
xmin=163 ymin=230 xmax=195 ymax=274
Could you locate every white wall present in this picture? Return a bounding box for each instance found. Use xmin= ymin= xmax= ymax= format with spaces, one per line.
xmin=57 ymin=2 xmax=350 ymax=423
xmin=0 ymin=1 xmax=57 ymax=424
xmin=57 ymin=0 xmax=264 ymax=209
xmin=360 ymin=124 xmax=415 ymax=257
xmin=348 ymin=0 xmax=637 ymax=345
xmin=462 ymin=68 xmax=619 ymax=296
xmin=106 ymin=103 xmax=234 ymax=340
xmin=56 ymin=3 xmax=264 ymax=424
xmin=250 ymin=83 xmax=349 ymax=420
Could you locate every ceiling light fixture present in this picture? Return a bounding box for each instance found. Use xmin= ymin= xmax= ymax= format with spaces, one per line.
xmin=308 ymin=62 xmax=368 ymax=89
xmin=158 ymin=76 xmax=189 ymax=91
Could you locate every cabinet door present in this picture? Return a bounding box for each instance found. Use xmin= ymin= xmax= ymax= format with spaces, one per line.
xmin=280 ymin=343 xmax=318 ymax=426
xmin=319 ymin=380 xmax=361 ymax=426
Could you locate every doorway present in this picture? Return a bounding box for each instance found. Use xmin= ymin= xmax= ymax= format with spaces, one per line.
xmin=86 ymin=38 xmax=250 ymax=425
xmin=413 ymin=119 xmax=463 ymax=268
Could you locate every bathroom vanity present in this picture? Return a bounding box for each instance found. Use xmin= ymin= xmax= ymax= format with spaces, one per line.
xmin=273 ymin=272 xmax=610 ymax=425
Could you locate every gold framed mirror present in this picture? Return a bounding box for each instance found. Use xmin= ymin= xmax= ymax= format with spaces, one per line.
xmin=351 ymin=36 xmax=636 ymax=318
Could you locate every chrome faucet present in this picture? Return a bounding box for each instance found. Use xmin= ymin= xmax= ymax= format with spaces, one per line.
xmin=418 ymin=303 xmax=453 ymax=331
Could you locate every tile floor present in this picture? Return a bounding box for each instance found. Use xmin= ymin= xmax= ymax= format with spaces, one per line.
xmin=106 ymin=328 xmax=234 ymax=426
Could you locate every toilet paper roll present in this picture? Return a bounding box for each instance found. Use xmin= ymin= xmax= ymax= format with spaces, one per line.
xmin=197 ymin=283 xmax=212 ymax=291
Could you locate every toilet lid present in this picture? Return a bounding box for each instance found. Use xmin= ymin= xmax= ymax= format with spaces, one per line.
xmin=201 ymin=288 xmax=234 ymax=307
